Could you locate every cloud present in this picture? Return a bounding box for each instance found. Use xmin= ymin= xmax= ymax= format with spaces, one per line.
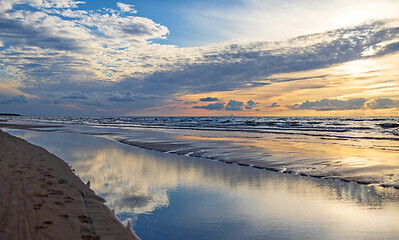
xmin=0 ymin=14 xmax=85 ymax=51
xmin=80 ymin=13 xmax=169 ymax=39
xmin=268 ymin=102 xmax=280 ymax=108
xmin=184 ymin=101 xmax=197 ymax=104
xmin=62 ymin=92 xmax=88 ymax=100
xmin=366 ymin=98 xmax=399 ymax=109
xmin=290 ymin=98 xmax=368 ymax=111
xmin=0 ymin=1 xmax=171 ymax=87
xmin=124 ymin=20 xmax=399 ymax=97
xmin=192 ymin=99 xmax=257 ymax=111
xmin=290 ymin=98 xmax=399 ymax=111
xmin=193 ymin=102 xmax=225 ymax=111
xmin=108 ymin=91 xmax=136 ymax=102
xmin=184 ymin=0 xmax=399 ymax=43
xmin=225 ymin=100 xmax=244 ymax=111
xmin=117 ymin=2 xmax=137 ymax=13
xmin=0 ymin=95 xmax=28 ymax=104
xmin=245 ymin=100 xmax=256 ymax=110
xmin=0 ymin=0 xmax=84 ymax=12
xmin=199 ymin=97 xmax=219 ymax=102
xmin=0 ymin=1 xmax=399 ymax=115
xmin=0 ymin=1 xmax=169 ymax=53
xmin=375 ymin=41 xmax=399 ymax=56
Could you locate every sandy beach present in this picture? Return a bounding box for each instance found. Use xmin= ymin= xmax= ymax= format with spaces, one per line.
xmin=0 ymin=130 xmax=139 ymax=240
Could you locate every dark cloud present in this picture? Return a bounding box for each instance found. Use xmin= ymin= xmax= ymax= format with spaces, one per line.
xmin=266 ymin=75 xmax=329 ymax=83
xmin=245 ymin=100 xmax=256 ymax=110
xmin=199 ymin=97 xmax=219 ymax=102
xmin=193 ymin=102 xmax=225 ymax=111
xmin=291 ymin=97 xmax=399 ymax=111
xmin=375 ymin=41 xmax=399 ymax=56
xmin=366 ymin=98 xmax=399 ymax=109
xmin=108 ymin=91 xmax=136 ymax=102
xmin=184 ymin=101 xmax=197 ymax=104
xmin=192 ymin=99 xmax=257 ymax=111
xmin=0 ymin=95 xmax=28 ymax=104
xmin=0 ymin=16 xmax=83 ymax=51
xmin=290 ymin=98 xmax=367 ymax=111
xmin=80 ymin=100 xmax=106 ymax=107
xmin=225 ymin=100 xmax=244 ymax=111
xmin=121 ymin=24 xmax=155 ymax=37
xmin=268 ymin=102 xmax=280 ymax=108
xmin=62 ymin=92 xmax=88 ymax=100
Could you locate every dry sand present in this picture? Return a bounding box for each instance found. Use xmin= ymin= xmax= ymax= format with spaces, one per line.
xmin=0 ymin=130 xmax=139 ymax=240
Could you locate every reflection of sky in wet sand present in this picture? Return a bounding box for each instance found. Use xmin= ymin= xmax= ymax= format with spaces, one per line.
xmin=7 ymin=130 xmax=399 ymax=240
xmin=181 ymin=134 xmax=399 ymax=181
xmin=113 ymin=126 xmax=399 ymax=187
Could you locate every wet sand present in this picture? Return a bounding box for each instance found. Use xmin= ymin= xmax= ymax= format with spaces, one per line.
xmin=0 ymin=130 xmax=139 ymax=240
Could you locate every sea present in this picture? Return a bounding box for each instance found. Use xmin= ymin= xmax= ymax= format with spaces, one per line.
xmin=2 ymin=116 xmax=399 ymax=239
xmin=4 ymin=116 xmax=399 ymax=186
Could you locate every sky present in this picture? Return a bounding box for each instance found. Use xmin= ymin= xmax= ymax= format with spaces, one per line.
xmin=0 ymin=0 xmax=399 ymax=116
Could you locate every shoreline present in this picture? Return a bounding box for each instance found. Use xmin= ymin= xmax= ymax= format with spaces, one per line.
xmin=0 ymin=130 xmax=139 ymax=240
xmin=2 ymin=121 xmax=399 ymax=189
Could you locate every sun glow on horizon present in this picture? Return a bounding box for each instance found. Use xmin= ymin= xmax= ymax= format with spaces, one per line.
xmin=165 ymin=53 xmax=399 ymax=117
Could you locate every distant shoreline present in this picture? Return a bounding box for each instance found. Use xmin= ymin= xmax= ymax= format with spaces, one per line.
xmin=0 ymin=113 xmax=20 ymax=116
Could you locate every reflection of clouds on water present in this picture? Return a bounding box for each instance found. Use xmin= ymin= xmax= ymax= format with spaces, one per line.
xmin=70 ymin=148 xmax=173 ymax=224
xmin=116 ymin=127 xmax=399 ymax=187
xmin=5 ymin=129 xmax=399 ymax=234
xmin=116 ymin=194 xmax=153 ymax=209
xmin=66 ymin=136 xmax=399 ymax=216
xmin=5 ymin=129 xmax=39 ymax=140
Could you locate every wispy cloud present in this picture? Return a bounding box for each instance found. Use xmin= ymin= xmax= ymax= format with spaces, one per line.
xmin=183 ymin=0 xmax=399 ymax=42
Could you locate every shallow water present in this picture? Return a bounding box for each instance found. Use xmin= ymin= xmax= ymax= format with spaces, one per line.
xmin=7 ymin=129 xmax=399 ymax=240
xmin=3 ymin=116 xmax=399 ymax=187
